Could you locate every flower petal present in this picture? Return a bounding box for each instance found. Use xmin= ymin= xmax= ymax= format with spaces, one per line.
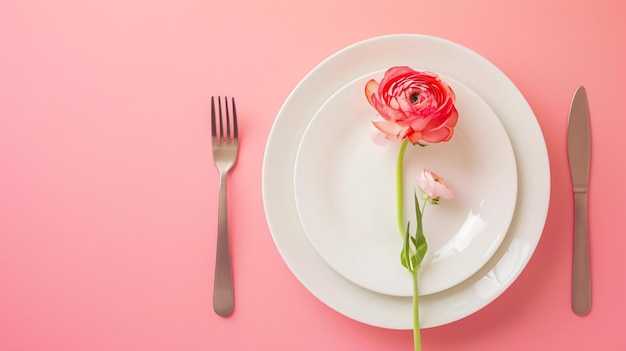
xmin=372 ymin=119 xmax=405 ymax=136
xmin=369 ymin=123 xmax=391 ymax=145
xmin=365 ymin=79 xmax=379 ymax=107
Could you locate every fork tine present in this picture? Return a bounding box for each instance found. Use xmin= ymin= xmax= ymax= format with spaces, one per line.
xmin=225 ymin=97 xmax=231 ymax=142
xmin=211 ymin=96 xmax=217 ymax=141
xmin=218 ymin=97 xmax=225 ymax=143
xmin=231 ymin=97 xmax=238 ymax=141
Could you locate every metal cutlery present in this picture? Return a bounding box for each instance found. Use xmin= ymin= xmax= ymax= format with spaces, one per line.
xmin=211 ymin=96 xmax=239 ymax=316
xmin=567 ymin=86 xmax=591 ymax=316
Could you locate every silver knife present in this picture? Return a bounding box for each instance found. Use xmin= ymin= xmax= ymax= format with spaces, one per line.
xmin=567 ymin=86 xmax=591 ymax=316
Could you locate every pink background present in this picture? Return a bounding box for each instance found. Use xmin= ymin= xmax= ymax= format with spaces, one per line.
xmin=1 ymin=0 xmax=625 ymax=350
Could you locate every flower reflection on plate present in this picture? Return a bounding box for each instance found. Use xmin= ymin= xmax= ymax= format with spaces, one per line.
xmin=294 ymin=71 xmax=517 ymax=297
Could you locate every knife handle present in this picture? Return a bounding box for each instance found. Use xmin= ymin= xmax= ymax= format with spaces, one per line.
xmin=572 ymin=191 xmax=591 ymax=316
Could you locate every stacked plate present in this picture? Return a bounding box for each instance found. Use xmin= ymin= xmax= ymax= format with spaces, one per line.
xmin=262 ymin=34 xmax=550 ymax=329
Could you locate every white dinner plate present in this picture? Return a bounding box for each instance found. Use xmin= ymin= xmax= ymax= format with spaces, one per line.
xmin=294 ymin=71 xmax=517 ymax=297
xmin=262 ymin=34 xmax=550 ymax=329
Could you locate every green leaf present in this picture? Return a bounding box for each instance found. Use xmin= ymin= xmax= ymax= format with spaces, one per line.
xmin=400 ymin=222 xmax=414 ymax=272
xmin=401 ymin=192 xmax=432 ymax=273
xmin=415 ymin=231 xmax=428 ymax=268
xmin=414 ymin=192 xmax=423 ymax=234
xmin=413 ymin=192 xmax=428 ymax=269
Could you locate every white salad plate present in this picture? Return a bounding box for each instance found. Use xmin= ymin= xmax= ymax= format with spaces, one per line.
xmin=294 ymin=71 xmax=517 ymax=297
xmin=262 ymin=34 xmax=550 ymax=329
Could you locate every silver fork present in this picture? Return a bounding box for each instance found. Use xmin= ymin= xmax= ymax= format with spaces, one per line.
xmin=211 ymin=96 xmax=239 ymax=316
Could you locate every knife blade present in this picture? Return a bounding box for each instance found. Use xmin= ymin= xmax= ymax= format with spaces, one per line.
xmin=567 ymin=86 xmax=591 ymax=316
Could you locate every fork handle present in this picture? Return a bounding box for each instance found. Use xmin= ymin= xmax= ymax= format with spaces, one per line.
xmin=213 ymin=171 xmax=234 ymax=316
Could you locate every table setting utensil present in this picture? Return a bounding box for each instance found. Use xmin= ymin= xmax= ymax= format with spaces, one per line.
xmin=567 ymin=86 xmax=591 ymax=316
xmin=211 ymin=96 xmax=239 ymax=316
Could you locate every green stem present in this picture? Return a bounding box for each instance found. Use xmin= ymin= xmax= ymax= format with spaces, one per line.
xmin=421 ymin=197 xmax=428 ymax=218
xmin=412 ymin=270 xmax=421 ymax=351
xmin=396 ymin=138 xmax=410 ymax=236
xmin=397 ymin=138 xmax=421 ymax=351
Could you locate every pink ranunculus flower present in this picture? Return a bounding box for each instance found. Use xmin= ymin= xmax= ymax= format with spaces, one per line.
xmin=365 ymin=66 xmax=458 ymax=144
xmin=416 ymin=168 xmax=454 ymax=200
